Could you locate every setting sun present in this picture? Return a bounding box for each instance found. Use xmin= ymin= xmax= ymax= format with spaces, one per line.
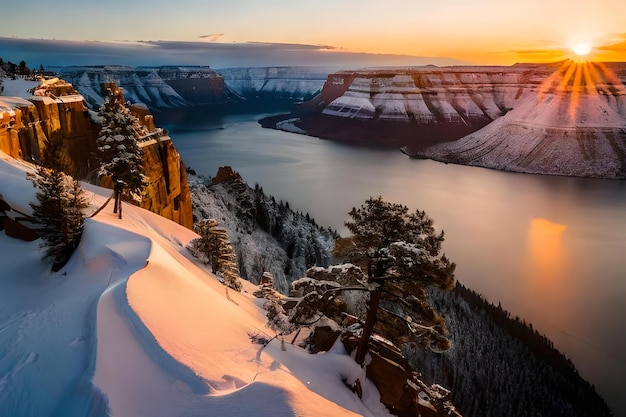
xmin=572 ymin=42 xmax=592 ymax=57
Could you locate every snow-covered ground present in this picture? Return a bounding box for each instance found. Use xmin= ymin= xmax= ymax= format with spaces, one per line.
xmin=0 ymin=77 xmax=40 ymax=99
xmin=0 ymin=150 xmax=392 ymax=417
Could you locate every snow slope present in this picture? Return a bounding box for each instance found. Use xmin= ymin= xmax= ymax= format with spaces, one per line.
xmin=0 ymin=151 xmax=391 ymax=417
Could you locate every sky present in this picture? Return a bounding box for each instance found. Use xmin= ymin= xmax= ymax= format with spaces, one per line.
xmin=1 ymin=0 xmax=625 ymax=68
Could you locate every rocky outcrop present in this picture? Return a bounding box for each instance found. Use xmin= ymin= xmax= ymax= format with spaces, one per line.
xmin=140 ymin=137 xmax=193 ymax=228
xmin=211 ymin=165 xmax=243 ymax=185
xmin=342 ymin=335 xmax=461 ymax=417
xmin=0 ymin=96 xmax=42 ymax=159
xmin=0 ymin=78 xmax=193 ymax=227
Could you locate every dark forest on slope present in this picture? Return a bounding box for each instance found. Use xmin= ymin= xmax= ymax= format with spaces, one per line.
xmin=407 ymin=284 xmax=611 ymax=417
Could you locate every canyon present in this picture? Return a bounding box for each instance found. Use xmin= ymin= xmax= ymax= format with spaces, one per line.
xmin=56 ymin=65 xmax=331 ymax=110
xmin=263 ymin=62 xmax=626 ymax=179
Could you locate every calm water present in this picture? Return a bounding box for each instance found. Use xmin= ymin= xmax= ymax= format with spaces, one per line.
xmin=157 ymin=109 xmax=626 ymax=416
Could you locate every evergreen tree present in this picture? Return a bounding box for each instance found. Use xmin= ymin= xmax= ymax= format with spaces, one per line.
xmin=188 ymin=219 xmax=243 ymax=291
xmin=28 ymin=168 xmax=88 ymax=271
xmin=331 ymin=197 xmax=456 ymax=364
xmin=41 ymin=136 xmax=70 ymax=173
xmin=18 ymin=60 xmax=28 ymax=76
xmin=97 ymin=82 xmax=146 ymax=219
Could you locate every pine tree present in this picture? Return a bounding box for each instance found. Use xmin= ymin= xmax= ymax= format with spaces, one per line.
xmin=97 ymin=82 xmax=146 ymax=219
xmin=188 ymin=219 xmax=243 ymax=291
xmin=28 ymin=168 xmax=88 ymax=271
xmin=41 ymin=136 xmax=70 ymax=173
xmin=330 ymin=196 xmax=456 ymax=364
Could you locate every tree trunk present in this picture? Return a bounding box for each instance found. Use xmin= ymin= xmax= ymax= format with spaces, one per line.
xmin=113 ymin=189 xmax=118 ymax=214
xmin=355 ymin=288 xmax=381 ymax=366
xmin=118 ymin=197 xmax=122 ymax=219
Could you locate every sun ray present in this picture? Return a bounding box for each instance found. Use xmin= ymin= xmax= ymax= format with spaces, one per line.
xmin=536 ymin=56 xmax=626 ymax=123
xmin=558 ymin=61 xmax=577 ymax=91
xmin=595 ymin=62 xmax=626 ymax=95
xmin=538 ymin=60 xmax=570 ymax=99
xmin=581 ymin=63 xmax=595 ymax=95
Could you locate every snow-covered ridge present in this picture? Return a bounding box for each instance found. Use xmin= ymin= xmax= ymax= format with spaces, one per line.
xmin=189 ymin=170 xmax=337 ymax=294
xmin=262 ymin=62 xmax=626 ymax=178
xmin=264 ymin=64 xmax=550 ymax=146
xmin=303 ymin=62 xmax=626 ymax=128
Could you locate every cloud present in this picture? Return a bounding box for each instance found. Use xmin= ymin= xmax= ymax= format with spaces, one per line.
xmin=0 ymin=37 xmax=463 ymax=69
xmin=595 ymin=34 xmax=626 ymax=53
xmin=513 ymin=48 xmax=567 ymax=63
xmin=199 ymin=34 xmax=225 ymax=42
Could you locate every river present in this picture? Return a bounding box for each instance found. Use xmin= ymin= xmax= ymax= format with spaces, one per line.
xmin=156 ymin=109 xmax=626 ymax=416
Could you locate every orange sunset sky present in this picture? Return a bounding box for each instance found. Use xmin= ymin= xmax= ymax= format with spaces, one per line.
xmin=1 ymin=0 xmax=625 ymax=66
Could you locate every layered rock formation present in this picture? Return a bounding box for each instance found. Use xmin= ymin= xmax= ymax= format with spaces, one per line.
xmin=55 ymin=66 xmax=229 ymax=109
xmin=264 ymin=61 xmax=626 ymax=178
xmin=415 ymin=61 xmax=626 ymax=178
xmin=55 ymin=66 xmax=333 ymax=111
xmin=264 ymin=64 xmax=537 ymax=146
xmin=218 ymin=66 xmax=332 ymax=101
xmin=0 ymin=78 xmax=193 ymax=227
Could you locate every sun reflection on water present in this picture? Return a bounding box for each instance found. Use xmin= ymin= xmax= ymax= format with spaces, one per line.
xmin=523 ymin=218 xmax=569 ymax=322
xmin=527 ymin=218 xmax=567 ymax=277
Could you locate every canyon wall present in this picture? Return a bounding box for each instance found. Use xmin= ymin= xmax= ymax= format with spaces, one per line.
xmin=0 ymin=84 xmax=193 ymax=227
xmin=279 ymin=64 xmax=547 ymax=147
xmin=265 ymin=62 xmax=626 ymax=178
xmin=55 ymin=66 xmax=334 ymax=110
xmin=55 ymin=66 xmax=228 ymax=110
xmin=217 ymin=66 xmax=332 ymax=101
xmin=272 ymin=63 xmax=626 ymax=147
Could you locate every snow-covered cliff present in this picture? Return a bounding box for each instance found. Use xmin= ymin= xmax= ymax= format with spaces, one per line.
xmin=0 ymin=77 xmax=194 ymax=226
xmin=414 ymin=61 xmax=626 ymax=178
xmin=264 ymin=62 xmax=626 ymax=178
xmin=264 ymin=64 xmax=543 ymax=147
xmin=54 ymin=66 xmax=334 ymax=110
xmin=54 ymin=66 xmax=228 ymax=109
xmin=217 ymin=66 xmax=334 ymax=101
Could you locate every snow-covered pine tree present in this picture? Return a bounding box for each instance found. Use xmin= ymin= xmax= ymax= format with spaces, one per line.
xmin=97 ymin=82 xmax=146 ymax=219
xmin=331 ymin=196 xmax=456 ymax=364
xmin=188 ymin=219 xmax=243 ymax=291
xmin=28 ymin=168 xmax=88 ymax=271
